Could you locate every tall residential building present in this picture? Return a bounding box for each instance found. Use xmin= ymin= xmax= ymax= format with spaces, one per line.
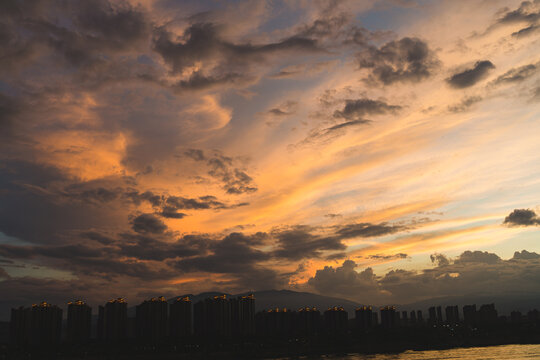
xmin=67 ymin=300 xmax=92 ymax=344
xmin=231 ymin=294 xmax=255 ymax=337
xmin=409 ymin=310 xmax=417 ymax=324
xmin=194 ymin=295 xmax=232 ymax=339
xmin=297 ymin=307 xmax=321 ymax=336
xmin=380 ymin=306 xmax=397 ymax=329
xmin=355 ymin=306 xmax=373 ymax=330
xmin=324 ymin=307 xmax=348 ymax=334
xmin=436 ymin=306 xmax=443 ymax=324
xmin=478 ymin=304 xmax=498 ymax=325
xmin=10 ymin=302 xmax=62 ymax=347
xmin=416 ymin=310 xmax=423 ymax=323
xmin=10 ymin=306 xmax=31 ymax=346
xmin=401 ymin=311 xmax=408 ymax=326
xmin=170 ymin=296 xmax=192 ymax=340
xmin=428 ymin=306 xmax=437 ymax=324
xmin=463 ymin=304 xmax=477 ymax=326
xmin=98 ymin=298 xmax=128 ymax=342
xmin=445 ymin=305 xmax=459 ymax=324
xmin=255 ymin=308 xmax=296 ymax=338
xmin=136 ymin=296 xmax=168 ymax=344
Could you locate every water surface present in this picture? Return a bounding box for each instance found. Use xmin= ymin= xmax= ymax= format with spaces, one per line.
xmin=273 ymin=344 xmax=540 ymax=360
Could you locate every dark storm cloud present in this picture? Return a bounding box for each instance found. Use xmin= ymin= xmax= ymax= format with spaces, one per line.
xmin=117 ymin=233 xmax=208 ymax=261
xmin=172 ymin=232 xmax=286 ymax=289
xmin=334 ymin=222 xmax=405 ymax=239
xmin=0 ymin=231 xmax=209 ymax=263
xmin=495 ymin=1 xmax=540 ymax=25
xmin=80 ymin=231 xmax=115 ymax=245
xmin=356 ymin=37 xmax=439 ymax=84
xmin=174 ymin=232 xmax=270 ymax=273
xmin=307 ymin=260 xmax=381 ymax=300
xmin=166 ymin=195 xmax=225 ymax=210
xmin=513 ymin=23 xmax=540 ymax=37
xmin=131 ymin=213 xmax=168 ymax=234
xmin=513 ymin=250 xmax=540 ymax=260
xmin=64 ymin=185 xmax=242 ymax=215
xmin=271 ymin=226 xmax=346 ymax=261
xmin=307 ymin=249 xmax=540 ymax=304
xmin=333 ymin=98 xmax=402 ymax=120
xmin=153 ymin=22 xmax=322 ymax=91
xmin=454 ymin=250 xmax=501 ymax=264
xmin=0 ymin=160 xmax=127 ymax=244
xmin=447 ymin=61 xmax=495 ymax=88
xmin=185 ymin=150 xmax=258 ymax=195
xmin=504 ymin=208 xmax=540 ymax=226
xmin=492 ymin=62 xmax=539 ymax=85
xmin=159 ymin=206 xmax=187 ymax=219
xmin=430 ymin=253 xmax=450 ymax=267
xmin=1 ymin=0 xmax=150 ymax=70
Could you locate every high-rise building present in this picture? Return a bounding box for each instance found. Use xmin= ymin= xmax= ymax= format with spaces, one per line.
xmin=528 ymin=309 xmax=539 ymax=322
xmin=98 ymin=298 xmax=128 ymax=342
xmin=445 ymin=305 xmax=459 ymax=324
xmin=416 ymin=310 xmax=423 ymax=323
xmin=170 ymin=296 xmax=192 ymax=340
xmin=255 ymin=308 xmax=296 ymax=338
xmin=436 ymin=306 xmax=443 ymax=324
xmin=136 ymin=296 xmax=168 ymax=344
xmin=297 ymin=307 xmax=321 ymax=336
xmin=372 ymin=312 xmax=379 ymax=326
xmin=463 ymin=304 xmax=477 ymax=326
xmin=478 ymin=304 xmax=497 ymax=325
xmin=355 ymin=306 xmax=373 ymax=330
xmin=67 ymin=300 xmax=92 ymax=344
xmin=231 ymin=294 xmax=255 ymax=337
xmin=409 ymin=310 xmax=417 ymax=324
xmin=380 ymin=306 xmax=397 ymax=329
xmin=10 ymin=306 xmax=31 ymax=346
xmin=194 ymin=295 xmax=232 ymax=339
xmin=510 ymin=311 xmax=522 ymax=323
xmin=401 ymin=311 xmax=408 ymax=326
xmin=324 ymin=307 xmax=348 ymax=334
xmin=10 ymin=302 xmax=63 ymax=347
xmin=428 ymin=306 xmax=437 ymax=324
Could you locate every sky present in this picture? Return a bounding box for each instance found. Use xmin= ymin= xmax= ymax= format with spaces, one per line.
xmin=0 ymin=0 xmax=540 ymax=318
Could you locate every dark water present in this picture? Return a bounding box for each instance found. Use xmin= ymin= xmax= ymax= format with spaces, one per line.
xmin=273 ymin=344 xmax=540 ymax=359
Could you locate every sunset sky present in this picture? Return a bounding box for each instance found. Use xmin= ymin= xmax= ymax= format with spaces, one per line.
xmin=1 ymin=0 xmax=540 ymax=318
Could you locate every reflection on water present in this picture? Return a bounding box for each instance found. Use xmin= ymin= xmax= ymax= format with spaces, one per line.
xmin=272 ymin=344 xmax=540 ymax=360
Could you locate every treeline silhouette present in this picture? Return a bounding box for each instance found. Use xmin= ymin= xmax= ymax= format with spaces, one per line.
xmin=3 ymin=294 xmax=540 ymax=359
